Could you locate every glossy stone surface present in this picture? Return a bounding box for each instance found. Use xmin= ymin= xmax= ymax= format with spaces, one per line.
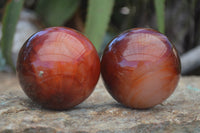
xmin=101 ymin=28 xmax=181 ymax=109
xmin=17 ymin=27 xmax=100 ymax=110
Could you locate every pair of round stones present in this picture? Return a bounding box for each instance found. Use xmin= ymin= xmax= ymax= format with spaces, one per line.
xmin=17 ymin=27 xmax=180 ymax=110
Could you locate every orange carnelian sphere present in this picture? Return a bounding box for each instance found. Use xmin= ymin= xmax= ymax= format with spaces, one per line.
xmin=101 ymin=28 xmax=181 ymax=109
xmin=17 ymin=27 xmax=100 ymax=110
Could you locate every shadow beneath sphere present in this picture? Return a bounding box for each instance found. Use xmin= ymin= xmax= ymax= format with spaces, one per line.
xmin=20 ymin=97 xmax=168 ymax=113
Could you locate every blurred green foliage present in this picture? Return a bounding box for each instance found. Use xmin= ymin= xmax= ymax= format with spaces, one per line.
xmin=85 ymin=0 xmax=114 ymax=51
xmin=0 ymin=0 xmax=199 ymax=72
xmin=0 ymin=50 xmax=6 ymax=71
xmin=36 ymin=0 xmax=81 ymax=26
xmin=154 ymin=0 xmax=165 ymax=33
xmin=0 ymin=0 xmax=24 ymax=70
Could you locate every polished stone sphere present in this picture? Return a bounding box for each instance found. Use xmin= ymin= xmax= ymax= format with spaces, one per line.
xmin=101 ymin=28 xmax=181 ymax=109
xmin=17 ymin=27 xmax=100 ymax=110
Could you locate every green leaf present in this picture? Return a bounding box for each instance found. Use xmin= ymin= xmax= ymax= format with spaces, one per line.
xmin=36 ymin=0 xmax=80 ymax=26
xmin=154 ymin=0 xmax=165 ymax=33
xmin=1 ymin=0 xmax=24 ymax=70
xmin=85 ymin=0 xmax=114 ymax=52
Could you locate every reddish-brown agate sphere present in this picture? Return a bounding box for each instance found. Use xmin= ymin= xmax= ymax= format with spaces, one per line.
xmin=17 ymin=27 xmax=100 ymax=110
xmin=101 ymin=28 xmax=181 ymax=109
